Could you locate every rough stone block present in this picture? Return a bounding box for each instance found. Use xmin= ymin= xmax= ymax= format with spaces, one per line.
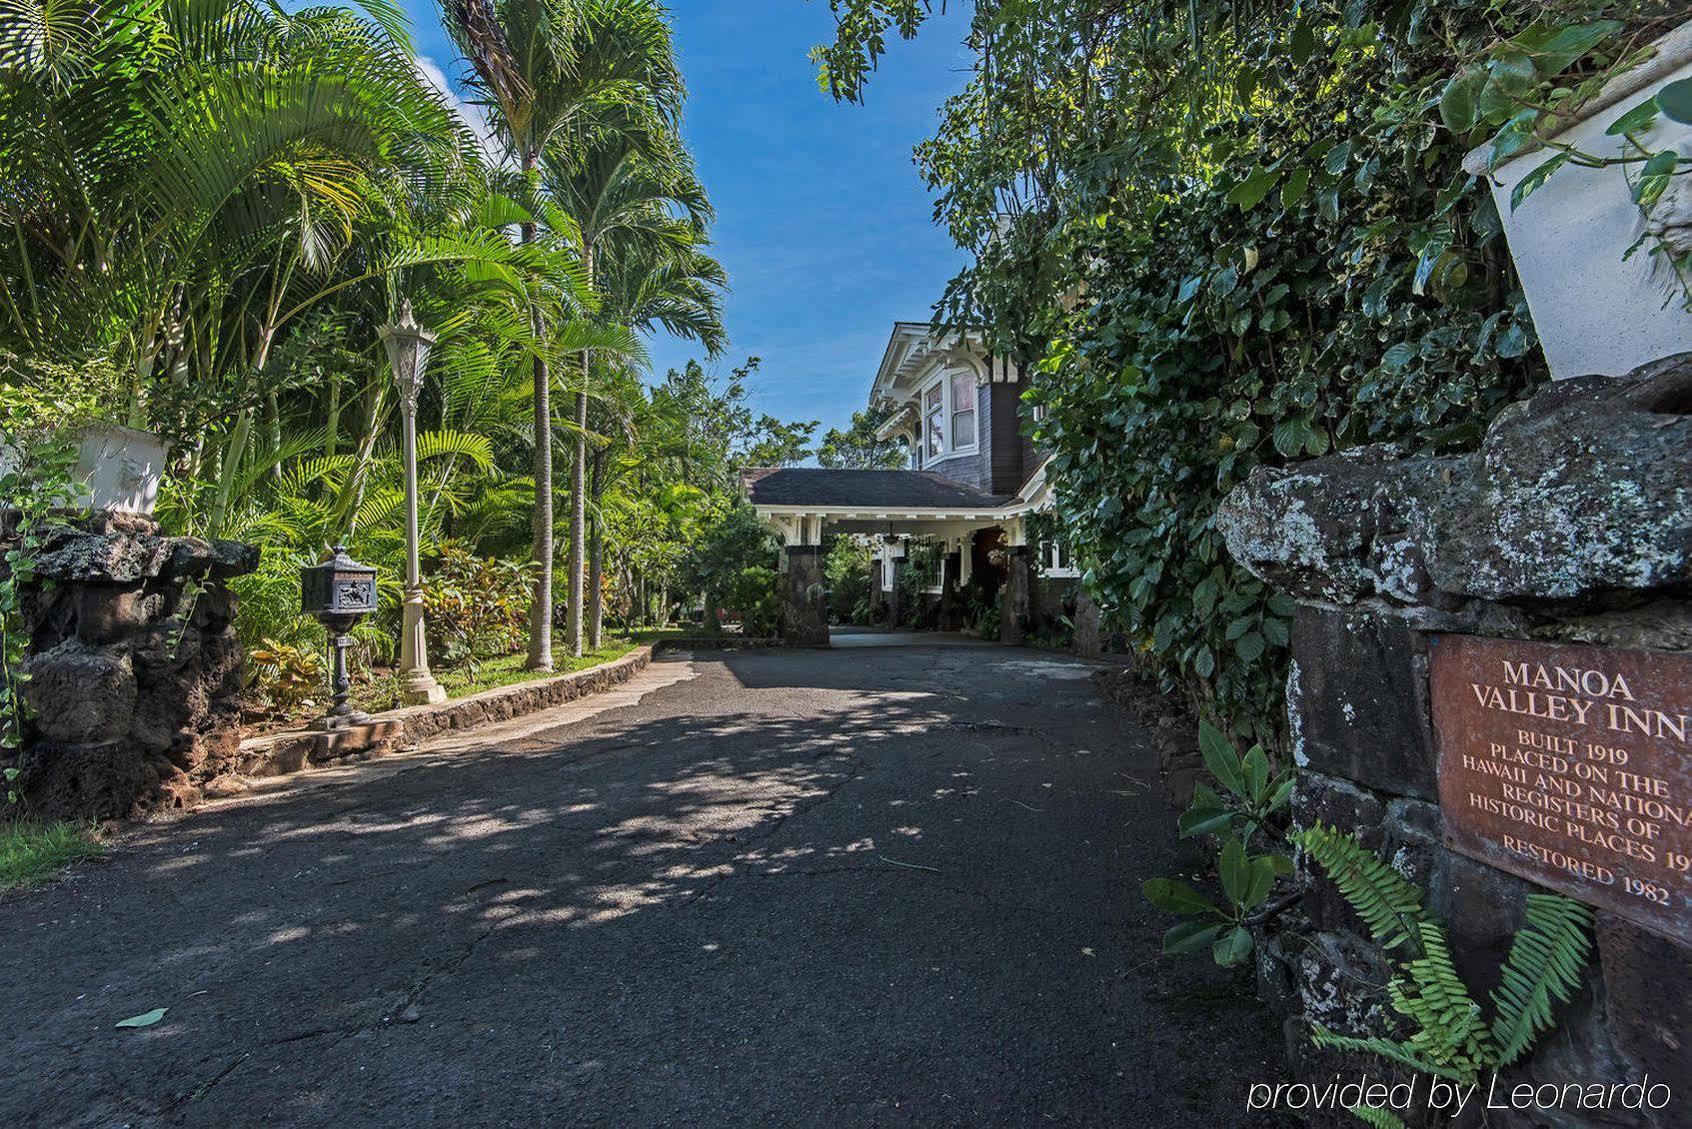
xmin=72 ymin=584 xmax=158 ymax=644
xmin=1220 ymin=356 xmax=1692 ymax=605
xmin=17 ymin=739 xmax=152 ymax=821
xmin=22 ymin=642 xmax=137 ymax=743
xmin=1072 ymin=586 xmax=1102 ymax=658
xmin=1428 ymin=843 xmax=1531 ymax=996
xmin=777 ymin=546 xmax=829 ymax=645
xmin=1596 ymin=913 xmax=1692 ymax=1107
xmin=999 ymin=546 xmax=1031 ymax=645
xmin=1290 ymin=606 xmax=1437 ymax=800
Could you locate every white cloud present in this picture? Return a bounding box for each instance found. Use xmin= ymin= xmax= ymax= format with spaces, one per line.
xmin=414 ymin=55 xmax=506 ymax=166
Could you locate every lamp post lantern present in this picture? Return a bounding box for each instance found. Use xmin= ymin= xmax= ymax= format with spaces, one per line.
xmin=380 ymin=300 xmax=447 ymax=705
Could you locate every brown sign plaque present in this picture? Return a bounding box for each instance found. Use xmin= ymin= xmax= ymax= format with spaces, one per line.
xmin=1430 ymin=634 xmax=1692 ymax=939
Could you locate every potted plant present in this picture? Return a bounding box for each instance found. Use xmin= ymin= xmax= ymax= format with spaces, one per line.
xmin=64 ymin=422 xmax=170 ymax=516
xmin=1 ymin=356 xmax=169 ymax=518
xmin=1450 ymin=20 xmax=1692 ymax=380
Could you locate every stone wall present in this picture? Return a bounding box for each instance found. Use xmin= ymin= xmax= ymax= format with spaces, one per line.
xmin=1217 ymin=356 xmax=1692 ymax=1128
xmin=777 ymin=546 xmax=829 ymax=645
xmin=4 ymin=515 xmax=258 ymax=821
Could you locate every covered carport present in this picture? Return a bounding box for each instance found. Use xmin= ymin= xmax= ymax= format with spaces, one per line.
xmin=742 ymin=466 xmax=1054 ymax=646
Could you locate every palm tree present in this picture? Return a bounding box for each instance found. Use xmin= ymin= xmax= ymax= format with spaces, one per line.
xmin=542 ymin=118 xmax=724 ymax=648
xmin=443 ymin=0 xmax=683 ymax=666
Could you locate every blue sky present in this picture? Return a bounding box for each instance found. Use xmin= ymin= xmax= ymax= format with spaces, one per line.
xmin=406 ymin=1 xmax=974 ymax=434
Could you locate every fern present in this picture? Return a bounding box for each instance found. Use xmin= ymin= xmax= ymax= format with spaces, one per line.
xmin=1294 ymin=823 xmax=1425 ymax=954
xmin=1348 ymin=1106 xmax=1408 ymax=1129
xmin=1388 ymin=922 xmax=1492 ymax=1082
xmin=1310 ymin=1025 xmax=1462 ymax=1082
xmin=1490 ymin=894 xmax=1595 ymax=1065
xmin=1300 ymin=829 xmax=1596 ymax=1129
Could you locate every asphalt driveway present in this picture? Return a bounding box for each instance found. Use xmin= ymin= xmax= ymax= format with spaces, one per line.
xmin=2 ymin=644 xmax=1288 ymax=1127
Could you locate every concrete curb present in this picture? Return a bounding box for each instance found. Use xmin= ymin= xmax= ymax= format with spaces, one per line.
xmin=234 ymin=645 xmax=655 ymax=778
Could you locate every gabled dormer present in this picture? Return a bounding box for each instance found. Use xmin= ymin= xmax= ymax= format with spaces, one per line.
xmin=867 ymin=323 xmax=1031 ymax=495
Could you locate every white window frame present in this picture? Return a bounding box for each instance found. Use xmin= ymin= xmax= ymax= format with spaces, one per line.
xmin=917 ymin=365 xmax=980 ymax=465
xmin=1042 ymin=538 xmax=1081 ymax=579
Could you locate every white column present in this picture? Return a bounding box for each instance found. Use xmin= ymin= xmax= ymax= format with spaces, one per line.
xmin=396 ymin=382 xmax=446 ymax=705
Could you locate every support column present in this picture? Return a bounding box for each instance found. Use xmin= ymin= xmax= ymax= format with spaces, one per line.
xmin=1072 ymin=585 xmax=1102 ymax=658
xmin=999 ymin=546 xmax=1032 ymax=645
xmin=779 ymin=517 xmax=829 ymax=645
xmin=938 ymin=546 xmax=965 ymax=630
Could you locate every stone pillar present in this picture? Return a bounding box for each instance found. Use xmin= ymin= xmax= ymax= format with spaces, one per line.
xmin=938 ymin=550 xmax=965 ymax=630
xmin=1072 ymin=585 xmax=1102 ymax=658
xmin=999 ymin=545 xmax=1031 ymax=645
xmin=1215 ymin=358 xmax=1692 ymax=1125
xmin=7 ymin=517 xmax=259 ymax=820
xmin=778 ymin=545 xmax=829 ymax=646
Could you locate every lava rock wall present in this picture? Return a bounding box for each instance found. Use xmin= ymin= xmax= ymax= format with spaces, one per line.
xmin=1217 ymin=356 xmax=1692 ymax=1128
xmin=5 ymin=515 xmax=258 ymax=820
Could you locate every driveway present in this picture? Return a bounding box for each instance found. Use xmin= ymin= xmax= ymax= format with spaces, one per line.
xmin=3 ymin=645 xmax=1289 ymax=1127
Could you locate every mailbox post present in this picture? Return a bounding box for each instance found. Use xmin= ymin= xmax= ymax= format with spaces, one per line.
xmin=301 ymin=545 xmax=378 ymax=730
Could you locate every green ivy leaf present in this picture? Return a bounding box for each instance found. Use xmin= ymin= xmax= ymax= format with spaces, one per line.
xmin=1271 ymin=415 xmax=1311 ymax=457
xmin=1381 ymin=342 xmax=1417 ymax=372
xmin=1235 ymin=631 xmax=1266 ymax=663
xmin=1605 ymin=96 xmax=1661 ymax=137
xmin=1478 ymin=54 xmax=1538 ymax=125
xmin=1280 ymin=166 xmax=1311 ymax=207
xmin=1191 ymin=643 xmax=1218 ymax=680
xmin=1438 ymin=67 xmax=1485 ymax=133
xmin=1495 ymin=320 xmax=1532 ymax=358
xmin=1634 ymin=148 xmax=1680 ymax=207
xmin=1510 ymin=153 xmax=1569 ymax=212
xmin=1657 ymin=77 xmax=1692 ymax=124
xmin=1291 ymin=22 xmax=1317 ymax=66
xmin=1524 ymin=21 xmax=1622 ymax=77
xmin=1227 ymin=168 xmax=1282 ymax=210
xmin=1412 ymin=236 xmax=1452 ymax=296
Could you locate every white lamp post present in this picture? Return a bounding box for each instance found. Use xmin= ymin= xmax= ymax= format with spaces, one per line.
xmin=380 ymin=300 xmax=447 ymax=705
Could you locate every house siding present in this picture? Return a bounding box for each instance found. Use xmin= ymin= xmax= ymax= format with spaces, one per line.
xmin=915 ymin=376 xmax=1039 ymax=495
xmin=922 ymin=378 xmax=993 ymax=492
xmin=989 ymin=382 xmax=1027 ymax=494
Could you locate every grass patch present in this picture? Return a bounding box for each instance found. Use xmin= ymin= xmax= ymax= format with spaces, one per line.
xmin=433 ymin=638 xmax=640 ymax=698
xmin=1 ymin=821 xmax=104 ymax=891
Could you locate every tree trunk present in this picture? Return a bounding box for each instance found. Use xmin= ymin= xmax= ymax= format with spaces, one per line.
xmin=265 ymin=390 xmax=282 ymax=482
xmin=587 ymin=516 xmax=604 ymax=649
xmin=565 ymin=243 xmax=594 ymax=661
xmin=324 ymin=375 xmax=341 ymax=458
xmin=587 ymin=449 xmax=605 ymax=649
xmin=521 ymin=153 xmax=554 ymax=671
xmin=567 ymin=373 xmax=586 ymax=658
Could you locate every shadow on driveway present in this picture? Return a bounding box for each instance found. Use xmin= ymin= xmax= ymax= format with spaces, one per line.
xmin=2 ymin=647 xmax=1293 ymax=1127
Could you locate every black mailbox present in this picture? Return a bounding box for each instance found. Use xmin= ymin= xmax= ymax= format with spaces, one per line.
xmin=300 ymin=545 xmax=377 ymax=730
xmin=302 ymin=545 xmax=377 ymax=620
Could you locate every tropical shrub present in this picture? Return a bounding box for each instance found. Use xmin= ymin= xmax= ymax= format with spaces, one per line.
xmin=725 ymin=566 xmax=781 ymax=637
xmin=823 ymin=536 xmax=874 ymax=622
xmin=248 ymin=639 xmax=326 ymax=713
xmin=422 ymin=546 xmax=534 ymax=677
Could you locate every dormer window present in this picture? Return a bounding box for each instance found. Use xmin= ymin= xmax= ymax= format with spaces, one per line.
xmin=951 ymin=371 xmax=977 ymax=449
xmin=918 ymin=366 xmax=980 ymax=463
xmin=924 ymin=382 xmax=944 ymax=460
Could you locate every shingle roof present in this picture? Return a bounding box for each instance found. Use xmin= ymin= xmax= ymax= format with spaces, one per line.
xmin=743 ymin=468 xmax=1010 ymax=510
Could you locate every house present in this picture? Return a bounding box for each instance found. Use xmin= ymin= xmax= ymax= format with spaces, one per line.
xmin=743 ymin=322 xmax=1086 ymax=646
